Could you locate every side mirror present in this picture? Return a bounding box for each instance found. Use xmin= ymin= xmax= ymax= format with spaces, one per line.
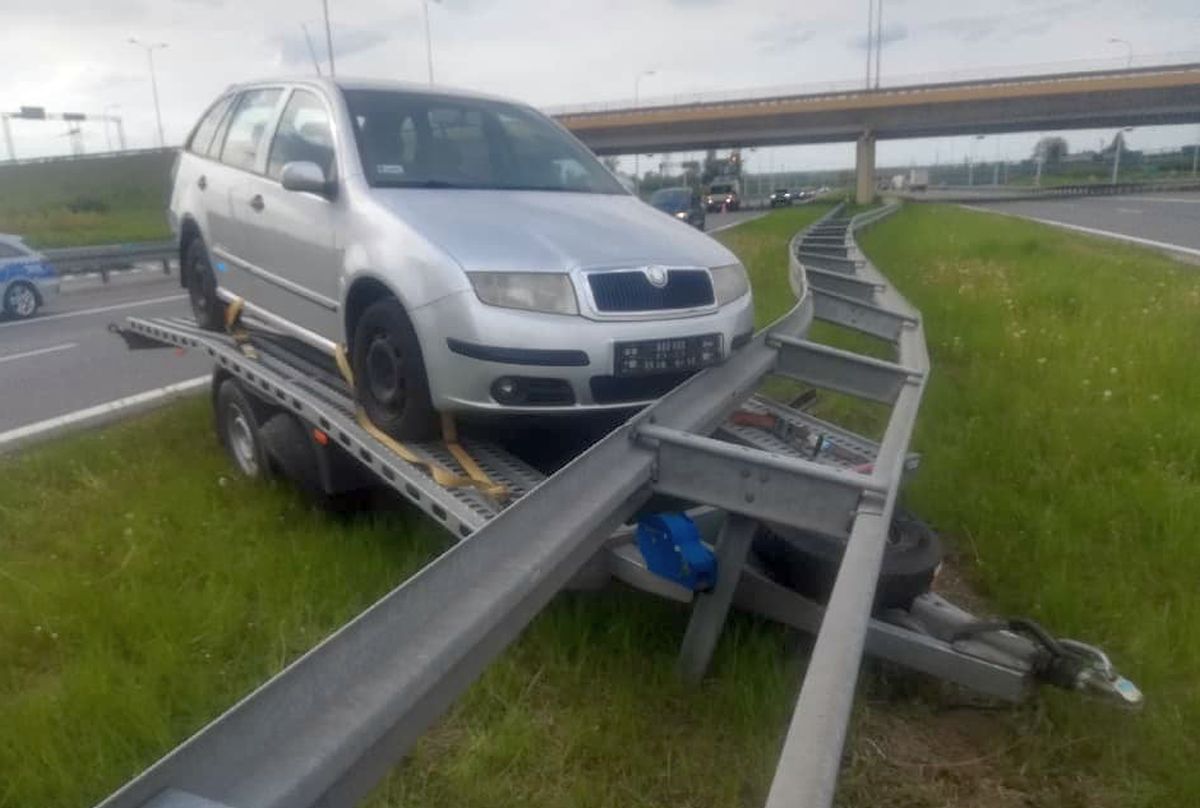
xmin=280 ymin=161 xmax=332 ymax=196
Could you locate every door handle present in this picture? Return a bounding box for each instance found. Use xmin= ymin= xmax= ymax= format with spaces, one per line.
xmin=249 ymin=194 xmax=265 ymax=212
xmin=197 ymin=175 xmax=207 ymax=191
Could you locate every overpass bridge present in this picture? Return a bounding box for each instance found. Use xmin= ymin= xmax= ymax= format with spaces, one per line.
xmin=552 ymin=62 xmax=1200 ymax=202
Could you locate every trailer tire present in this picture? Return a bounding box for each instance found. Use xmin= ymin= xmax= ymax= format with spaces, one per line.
xmin=186 ymin=239 xmax=226 ymax=331
xmin=753 ymin=509 xmax=943 ymax=612
xmin=215 ymin=379 xmax=271 ymax=479
xmin=350 ymin=297 xmax=438 ymax=441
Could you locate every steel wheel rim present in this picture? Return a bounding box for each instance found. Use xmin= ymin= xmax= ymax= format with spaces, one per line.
xmin=227 ymin=405 xmax=259 ymax=476
xmin=365 ymin=333 xmax=405 ymax=411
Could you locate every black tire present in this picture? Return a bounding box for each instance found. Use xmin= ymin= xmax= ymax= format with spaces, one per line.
xmin=214 ymin=379 xmax=271 ymax=479
xmin=186 ymin=238 xmax=225 ymax=331
xmin=753 ymin=508 xmax=943 ymax=612
xmin=350 ymin=297 xmax=438 ymax=441
xmin=3 ymin=281 xmax=40 ymax=320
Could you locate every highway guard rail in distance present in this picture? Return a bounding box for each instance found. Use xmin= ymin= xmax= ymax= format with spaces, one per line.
xmin=897 ymin=178 xmax=1200 ymax=204
xmin=43 ymin=240 xmax=176 ymax=282
xmin=99 ymin=203 xmax=1141 ymax=808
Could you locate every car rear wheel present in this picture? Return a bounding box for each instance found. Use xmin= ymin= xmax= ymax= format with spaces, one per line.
xmin=351 ymin=297 xmax=438 ymax=441
xmin=186 ymin=239 xmax=226 ymax=331
xmin=3 ymin=281 xmax=39 ymax=320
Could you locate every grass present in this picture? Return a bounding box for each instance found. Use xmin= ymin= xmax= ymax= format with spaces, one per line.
xmin=5 ymin=200 xmax=1195 ymax=807
xmin=0 ymin=152 xmax=172 ymax=247
xmin=0 ymin=204 xmax=832 ymax=808
xmin=850 ymin=204 xmax=1200 ymax=806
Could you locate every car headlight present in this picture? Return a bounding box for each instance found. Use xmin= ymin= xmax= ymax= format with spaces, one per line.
xmin=710 ymin=264 xmax=750 ymax=305
xmin=468 ymin=272 xmax=579 ymax=315
xmin=674 ymin=211 xmax=689 ymax=220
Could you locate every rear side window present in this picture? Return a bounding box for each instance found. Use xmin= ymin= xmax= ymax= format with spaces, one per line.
xmin=0 ymin=242 xmax=26 ymax=259
xmin=187 ymin=95 xmax=234 ymax=156
xmin=266 ymin=90 xmax=336 ymax=180
xmin=220 ymin=88 xmax=283 ymax=171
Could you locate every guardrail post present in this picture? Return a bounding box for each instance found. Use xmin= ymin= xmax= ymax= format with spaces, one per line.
xmin=677 ymin=513 xmax=758 ymax=683
xmin=162 ymin=258 xmax=170 ymax=276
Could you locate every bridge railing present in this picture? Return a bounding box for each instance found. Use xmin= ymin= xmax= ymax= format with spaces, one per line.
xmin=546 ymin=51 xmax=1200 ymax=116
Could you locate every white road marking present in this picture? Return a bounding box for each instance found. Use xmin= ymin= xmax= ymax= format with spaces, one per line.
xmin=1116 ymin=208 xmax=1144 ymax=214
xmin=1116 ymin=196 xmax=1200 ymax=204
xmin=707 ymin=212 xmax=767 ymax=233
xmin=961 ymin=204 xmax=1200 ymax=260
xmin=0 ymin=375 xmax=209 ymax=453
xmin=0 ymin=342 xmax=78 ymax=365
xmin=0 ymin=293 xmax=188 ymax=331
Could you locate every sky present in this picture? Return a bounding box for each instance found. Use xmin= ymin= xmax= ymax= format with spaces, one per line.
xmin=2 ymin=0 xmax=1199 ymax=173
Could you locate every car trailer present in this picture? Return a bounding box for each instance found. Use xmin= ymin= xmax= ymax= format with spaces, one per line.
xmin=101 ymin=203 xmax=1140 ymax=808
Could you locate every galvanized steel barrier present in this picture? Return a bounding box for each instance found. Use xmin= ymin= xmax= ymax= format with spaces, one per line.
xmin=98 ymin=202 xmax=934 ymax=808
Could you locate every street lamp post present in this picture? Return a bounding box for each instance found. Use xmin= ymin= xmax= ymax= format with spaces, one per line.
xmin=633 ymin=69 xmax=656 ymax=193
xmin=422 ymin=0 xmax=441 ymax=86
xmin=128 ymin=38 xmax=167 ymax=147
xmin=967 ymin=134 xmax=984 ymax=186
xmin=1111 ymin=127 xmax=1134 ymax=185
xmin=1108 ymin=37 xmax=1132 ymax=68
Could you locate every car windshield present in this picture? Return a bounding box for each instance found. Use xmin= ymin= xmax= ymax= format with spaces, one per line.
xmin=709 ymin=183 xmax=734 ymax=194
xmin=649 ymin=188 xmax=690 ymax=207
xmin=343 ymin=89 xmax=627 ymax=194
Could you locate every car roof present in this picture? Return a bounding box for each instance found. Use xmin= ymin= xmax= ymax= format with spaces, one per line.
xmin=222 ymin=76 xmax=520 ymax=107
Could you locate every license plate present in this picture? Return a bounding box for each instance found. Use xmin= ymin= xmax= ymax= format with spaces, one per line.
xmin=614 ymin=334 xmax=723 ymax=377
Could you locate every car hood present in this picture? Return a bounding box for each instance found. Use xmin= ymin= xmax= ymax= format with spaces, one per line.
xmin=370 ymin=189 xmax=735 ymax=273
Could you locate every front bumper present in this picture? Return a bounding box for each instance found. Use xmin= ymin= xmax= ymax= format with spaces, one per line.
xmin=33 ymin=274 xmax=60 ymax=305
xmin=412 ymin=289 xmax=756 ymax=414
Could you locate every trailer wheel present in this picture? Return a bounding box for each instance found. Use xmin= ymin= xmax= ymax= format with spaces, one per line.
xmin=753 ymin=509 xmax=943 ymax=612
xmin=351 ymin=297 xmax=438 ymax=441
xmin=215 ymin=380 xmax=271 ymax=479
xmin=186 ymin=239 xmax=226 ymax=331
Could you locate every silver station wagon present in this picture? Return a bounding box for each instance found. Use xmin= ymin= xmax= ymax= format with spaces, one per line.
xmin=170 ymin=78 xmax=754 ymax=439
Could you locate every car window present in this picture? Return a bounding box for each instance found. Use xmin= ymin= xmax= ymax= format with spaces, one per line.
xmin=220 ymin=88 xmax=283 ymax=172
xmin=344 ymin=88 xmax=626 ymax=194
xmin=187 ymin=95 xmax=234 ymax=156
xmin=0 ymin=242 xmax=26 ymax=259
xmin=649 ymin=188 xmax=689 ymax=206
xmin=267 ymin=90 xmax=336 ymax=180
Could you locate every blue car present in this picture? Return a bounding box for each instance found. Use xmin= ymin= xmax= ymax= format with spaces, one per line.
xmin=0 ymin=234 xmax=59 ymax=320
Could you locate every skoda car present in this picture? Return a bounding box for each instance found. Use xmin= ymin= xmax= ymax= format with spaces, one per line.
xmin=169 ymin=78 xmax=755 ymax=439
xmin=0 ymin=234 xmax=58 ymax=320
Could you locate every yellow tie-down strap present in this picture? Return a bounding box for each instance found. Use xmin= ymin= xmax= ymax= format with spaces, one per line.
xmin=223 ymin=297 xmax=258 ymax=359
xmin=333 ymin=344 xmax=509 ymax=504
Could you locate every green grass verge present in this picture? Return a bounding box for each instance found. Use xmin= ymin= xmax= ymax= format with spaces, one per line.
xmin=0 ymin=206 xmax=830 ymax=808
xmin=0 ymin=152 xmax=172 ymax=247
xmin=854 ymin=204 xmax=1200 ymax=806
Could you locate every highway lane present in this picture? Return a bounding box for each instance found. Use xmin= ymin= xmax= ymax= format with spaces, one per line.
xmin=0 ymin=277 xmax=208 ymax=434
xmin=705 ymin=209 xmax=766 ymax=232
xmin=970 ymin=192 xmax=1200 ymax=254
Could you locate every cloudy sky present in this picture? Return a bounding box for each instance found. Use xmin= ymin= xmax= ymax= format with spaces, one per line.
xmin=2 ymin=0 xmax=1198 ymax=172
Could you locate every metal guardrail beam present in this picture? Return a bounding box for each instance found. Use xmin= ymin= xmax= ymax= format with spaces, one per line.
xmin=44 ymin=240 xmax=176 ymax=279
xmin=95 ymin=210 xmax=833 ymax=808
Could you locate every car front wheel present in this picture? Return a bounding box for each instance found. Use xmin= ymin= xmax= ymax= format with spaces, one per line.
xmin=3 ymin=281 xmax=39 ymax=320
xmin=351 ymin=297 xmax=438 ymax=441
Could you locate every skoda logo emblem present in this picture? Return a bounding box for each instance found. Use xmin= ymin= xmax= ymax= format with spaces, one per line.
xmin=645 ymin=266 xmax=669 ymax=288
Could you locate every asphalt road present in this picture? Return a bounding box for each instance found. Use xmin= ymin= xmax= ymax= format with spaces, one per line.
xmin=971 ymin=192 xmax=1200 ymax=253
xmin=0 ymin=277 xmax=208 ymax=433
xmin=0 ymin=210 xmax=770 ymax=440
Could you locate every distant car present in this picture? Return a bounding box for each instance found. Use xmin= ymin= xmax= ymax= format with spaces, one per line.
xmin=648 ymin=186 xmax=706 ymax=229
xmin=768 ymin=189 xmax=792 ymax=208
xmin=169 ymin=78 xmax=755 ymax=439
xmin=704 ymin=181 xmax=740 ymax=212
xmin=0 ymin=234 xmax=58 ymax=320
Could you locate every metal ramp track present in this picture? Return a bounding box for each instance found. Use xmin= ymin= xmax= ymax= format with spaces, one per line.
xmin=100 ymin=202 xmax=1031 ymax=808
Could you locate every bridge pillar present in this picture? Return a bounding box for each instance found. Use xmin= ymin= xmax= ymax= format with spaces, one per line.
xmin=855 ymin=132 xmax=876 ymax=205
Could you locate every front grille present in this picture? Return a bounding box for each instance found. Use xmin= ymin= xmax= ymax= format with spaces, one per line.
xmin=590 ymin=371 xmax=696 ymax=404
xmin=587 ymin=269 xmax=713 ymax=313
